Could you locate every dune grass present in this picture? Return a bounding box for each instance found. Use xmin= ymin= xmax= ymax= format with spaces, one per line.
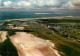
xmin=24 ymin=22 xmax=80 ymax=56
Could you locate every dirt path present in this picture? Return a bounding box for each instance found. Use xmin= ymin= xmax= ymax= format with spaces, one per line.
xmin=9 ymin=32 xmax=60 ymax=56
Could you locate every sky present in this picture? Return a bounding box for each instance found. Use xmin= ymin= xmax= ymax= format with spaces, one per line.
xmin=0 ymin=0 xmax=80 ymax=20
xmin=0 ymin=0 xmax=80 ymax=16
xmin=0 ymin=0 xmax=80 ymax=9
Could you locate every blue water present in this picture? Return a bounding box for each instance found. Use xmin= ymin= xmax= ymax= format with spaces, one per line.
xmin=0 ymin=11 xmax=79 ymax=22
xmin=0 ymin=11 xmax=60 ymax=22
xmin=0 ymin=19 xmax=10 ymax=22
xmin=0 ymin=18 xmax=33 ymax=22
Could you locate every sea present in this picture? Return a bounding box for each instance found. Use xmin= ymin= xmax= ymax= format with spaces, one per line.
xmin=0 ymin=11 xmax=79 ymax=22
xmin=0 ymin=11 xmax=57 ymax=22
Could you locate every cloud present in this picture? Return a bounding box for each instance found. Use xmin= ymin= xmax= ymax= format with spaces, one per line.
xmin=4 ymin=1 xmax=12 ymax=7
xmin=1 ymin=0 xmax=80 ymax=9
xmin=3 ymin=1 xmax=31 ymax=8
xmin=61 ymin=0 xmax=80 ymax=9
xmin=0 ymin=0 xmax=1 ymax=5
xmin=17 ymin=1 xmax=31 ymax=6
xmin=61 ymin=1 xmax=73 ymax=9
xmin=3 ymin=0 xmax=60 ymax=8
xmin=73 ymin=0 xmax=80 ymax=6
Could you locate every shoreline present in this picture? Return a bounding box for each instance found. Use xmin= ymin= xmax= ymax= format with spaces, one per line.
xmin=0 ymin=16 xmax=80 ymax=23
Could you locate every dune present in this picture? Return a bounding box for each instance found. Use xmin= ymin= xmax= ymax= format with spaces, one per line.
xmin=9 ymin=32 xmax=60 ymax=56
xmin=0 ymin=31 xmax=7 ymax=43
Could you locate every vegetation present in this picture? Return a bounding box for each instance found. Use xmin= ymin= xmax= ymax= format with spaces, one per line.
xmin=39 ymin=19 xmax=80 ymax=23
xmin=39 ymin=19 xmax=80 ymax=40
xmin=0 ymin=37 xmax=18 ymax=56
xmin=24 ymin=19 xmax=80 ymax=56
xmin=0 ymin=19 xmax=80 ymax=56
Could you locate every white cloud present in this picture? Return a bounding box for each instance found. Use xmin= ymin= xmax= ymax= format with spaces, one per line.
xmin=3 ymin=1 xmax=31 ymax=8
xmin=61 ymin=0 xmax=80 ymax=9
xmin=17 ymin=1 xmax=31 ymax=6
xmin=61 ymin=1 xmax=73 ymax=9
xmin=4 ymin=1 xmax=12 ymax=6
xmin=0 ymin=0 xmax=1 ymax=5
xmin=2 ymin=0 xmax=80 ymax=9
xmin=3 ymin=0 xmax=60 ymax=8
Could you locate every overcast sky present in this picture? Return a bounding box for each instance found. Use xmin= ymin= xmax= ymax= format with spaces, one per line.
xmin=0 ymin=0 xmax=80 ymax=16
xmin=0 ymin=0 xmax=80 ymax=18
xmin=0 ymin=0 xmax=80 ymax=9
